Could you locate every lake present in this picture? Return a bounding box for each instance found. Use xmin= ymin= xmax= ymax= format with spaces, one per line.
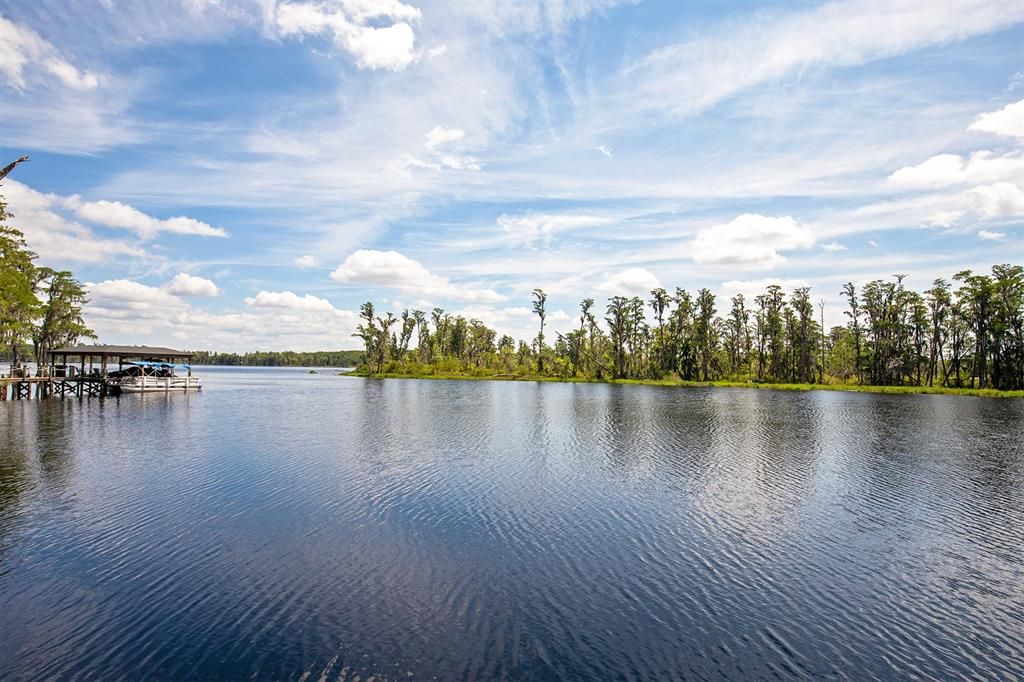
xmin=1 ymin=367 xmax=1022 ymax=679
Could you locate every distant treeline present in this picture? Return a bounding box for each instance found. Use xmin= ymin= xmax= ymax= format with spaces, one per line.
xmin=189 ymin=350 xmax=364 ymax=367
xmin=352 ymin=264 xmax=1024 ymax=391
xmin=0 ymin=343 xmax=34 ymax=364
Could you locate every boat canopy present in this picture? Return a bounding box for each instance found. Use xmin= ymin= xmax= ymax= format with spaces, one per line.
xmin=125 ymin=360 xmax=191 ymax=369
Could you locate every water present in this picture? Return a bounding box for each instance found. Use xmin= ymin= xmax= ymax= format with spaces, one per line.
xmin=1 ymin=367 xmax=1022 ymax=680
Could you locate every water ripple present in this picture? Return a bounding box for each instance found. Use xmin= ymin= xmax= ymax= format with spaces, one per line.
xmin=1 ymin=369 xmax=1022 ymax=679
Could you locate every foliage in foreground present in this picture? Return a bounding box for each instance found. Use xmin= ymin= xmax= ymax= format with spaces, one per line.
xmin=352 ymin=264 xmax=1024 ymax=393
xmin=1 ymin=192 xmax=93 ymax=368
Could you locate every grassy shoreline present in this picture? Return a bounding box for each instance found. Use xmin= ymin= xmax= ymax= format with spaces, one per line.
xmin=343 ymin=370 xmax=1024 ymax=398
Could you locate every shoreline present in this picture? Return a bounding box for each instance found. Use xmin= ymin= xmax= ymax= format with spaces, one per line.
xmin=343 ymin=371 xmax=1024 ymax=398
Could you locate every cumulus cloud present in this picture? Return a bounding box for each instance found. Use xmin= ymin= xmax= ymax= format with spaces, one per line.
xmin=0 ymin=16 xmax=99 ymax=90
xmin=966 ymin=182 xmax=1024 ymax=219
xmin=330 ymin=249 xmax=506 ymax=302
xmin=275 ymin=0 xmax=422 ymax=71
xmin=86 ymin=279 xmax=185 ymax=320
xmin=597 ymin=268 xmax=661 ymax=297
xmin=0 ymin=180 xmax=145 ymax=264
xmin=73 ymin=200 xmax=227 ymax=239
xmin=84 ymin=281 xmax=358 ymax=352
xmin=293 ymin=254 xmax=317 ymax=268
xmin=821 ymin=241 xmax=847 ymax=252
xmin=691 ymin=214 xmax=814 ymax=267
xmin=888 ymin=151 xmax=1022 ymax=189
xmin=968 ymin=99 xmax=1024 ymax=139
xmin=244 ymin=290 xmax=338 ymax=313
xmin=978 ymin=229 xmax=1005 ymax=240
xmin=165 ymin=272 xmax=221 ymax=297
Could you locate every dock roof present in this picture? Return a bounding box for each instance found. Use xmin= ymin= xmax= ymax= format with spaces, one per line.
xmin=49 ymin=345 xmax=194 ymax=359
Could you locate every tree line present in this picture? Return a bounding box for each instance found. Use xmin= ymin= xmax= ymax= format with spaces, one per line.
xmin=1 ymin=184 xmax=94 ymax=371
xmin=353 ymin=264 xmax=1024 ymax=391
xmin=189 ymin=350 xmax=364 ymax=367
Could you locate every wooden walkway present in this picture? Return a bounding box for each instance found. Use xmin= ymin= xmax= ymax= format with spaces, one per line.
xmin=0 ymin=376 xmax=113 ymax=400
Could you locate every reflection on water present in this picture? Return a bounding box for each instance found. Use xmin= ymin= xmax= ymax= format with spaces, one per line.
xmin=1 ymin=368 xmax=1023 ymax=679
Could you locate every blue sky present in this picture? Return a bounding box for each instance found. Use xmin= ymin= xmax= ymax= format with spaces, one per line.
xmin=1 ymin=0 xmax=1022 ymax=352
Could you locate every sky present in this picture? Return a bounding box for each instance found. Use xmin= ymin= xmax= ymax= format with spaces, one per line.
xmin=0 ymin=0 xmax=1022 ymax=352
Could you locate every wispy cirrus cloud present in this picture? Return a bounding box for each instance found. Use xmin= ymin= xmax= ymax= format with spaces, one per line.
xmin=623 ymin=1 xmax=1024 ymax=118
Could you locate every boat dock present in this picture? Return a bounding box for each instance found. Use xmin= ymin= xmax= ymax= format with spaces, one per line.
xmin=1 ymin=345 xmax=199 ymax=400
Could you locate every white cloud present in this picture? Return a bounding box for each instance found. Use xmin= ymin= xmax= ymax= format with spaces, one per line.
xmin=437 ymin=154 xmax=481 ymax=171
xmin=966 ymin=181 xmax=1024 ymax=219
xmin=84 ymin=281 xmax=359 ymax=353
xmin=549 ymin=309 xmax=570 ymax=322
xmin=595 ymin=145 xmax=613 ymax=158
xmin=597 ymin=267 xmax=661 ymax=297
xmin=496 ymin=213 xmax=613 ymax=247
xmin=968 ymin=99 xmax=1024 ymax=138
xmin=74 ymin=200 xmax=228 ymax=239
xmin=330 ymin=249 xmax=507 ymax=302
xmin=425 ymin=125 xmax=464 ymax=149
xmin=869 ymin=240 xmax=879 ymax=247
xmin=978 ymin=229 xmax=1005 ymax=240
xmin=924 ymin=210 xmax=966 ymax=227
xmin=244 ymin=290 xmax=338 ymax=313
xmin=0 ymin=180 xmax=145 ymax=264
xmin=888 ymin=151 xmax=1022 ymax=189
xmin=165 ymin=272 xmax=221 ymax=297
xmin=418 ymin=125 xmax=480 ymax=171
xmin=888 ymin=153 xmax=965 ymax=189
xmin=275 ymin=0 xmax=421 ymax=71
xmin=691 ymin=214 xmax=814 ymax=267
xmin=44 ymin=58 xmax=99 ymax=90
xmin=86 ymin=279 xmax=186 ymax=320
xmin=821 ymin=241 xmax=847 ymax=252
xmin=293 ymin=254 xmax=317 ymax=268
xmin=0 ymin=16 xmax=99 ymax=90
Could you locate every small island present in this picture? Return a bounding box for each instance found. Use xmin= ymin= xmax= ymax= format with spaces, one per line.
xmin=347 ymin=266 xmax=1024 ymax=398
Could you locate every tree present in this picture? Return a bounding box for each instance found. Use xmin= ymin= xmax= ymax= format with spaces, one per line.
xmin=606 ymin=296 xmax=629 ymax=378
xmin=352 ymin=302 xmax=378 ymax=371
xmin=649 ymin=287 xmax=670 ymax=372
xmin=925 ymin=279 xmax=950 ymax=386
xmin=791 ymin=286 xmax=813 ymax=383
xmin=532 ymin=288 xmax=547 ymax=374
xmin=694 ymin=288 xmax=716 ymax=381
xmin=763 ymin=285 xmax=786 ymax=381
xmin=0 ymin=202 xmax=39 ymax=369
xmin=413 ymin=309 xmax=431 ymax=363
xmin=33 ymin=269 xmax=95 ymax=365
xmin=347 ymin=263 xmax=1022 ymax=392
xmin=955 ymin=270 xmax=993 ymax=388
xmin=989 ymin=264 xmax=1024 ymax=390
xmin=727 ymin=294 xmax=749 ymax=376
xmin=842 ymin=283 xmax=862 ymax=383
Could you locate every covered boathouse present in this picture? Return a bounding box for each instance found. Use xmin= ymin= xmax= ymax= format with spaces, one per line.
xmin=2 ymin=345 xmax=197 ymax=399
xmin=48 ymin=344 xmax=195 ymax=377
